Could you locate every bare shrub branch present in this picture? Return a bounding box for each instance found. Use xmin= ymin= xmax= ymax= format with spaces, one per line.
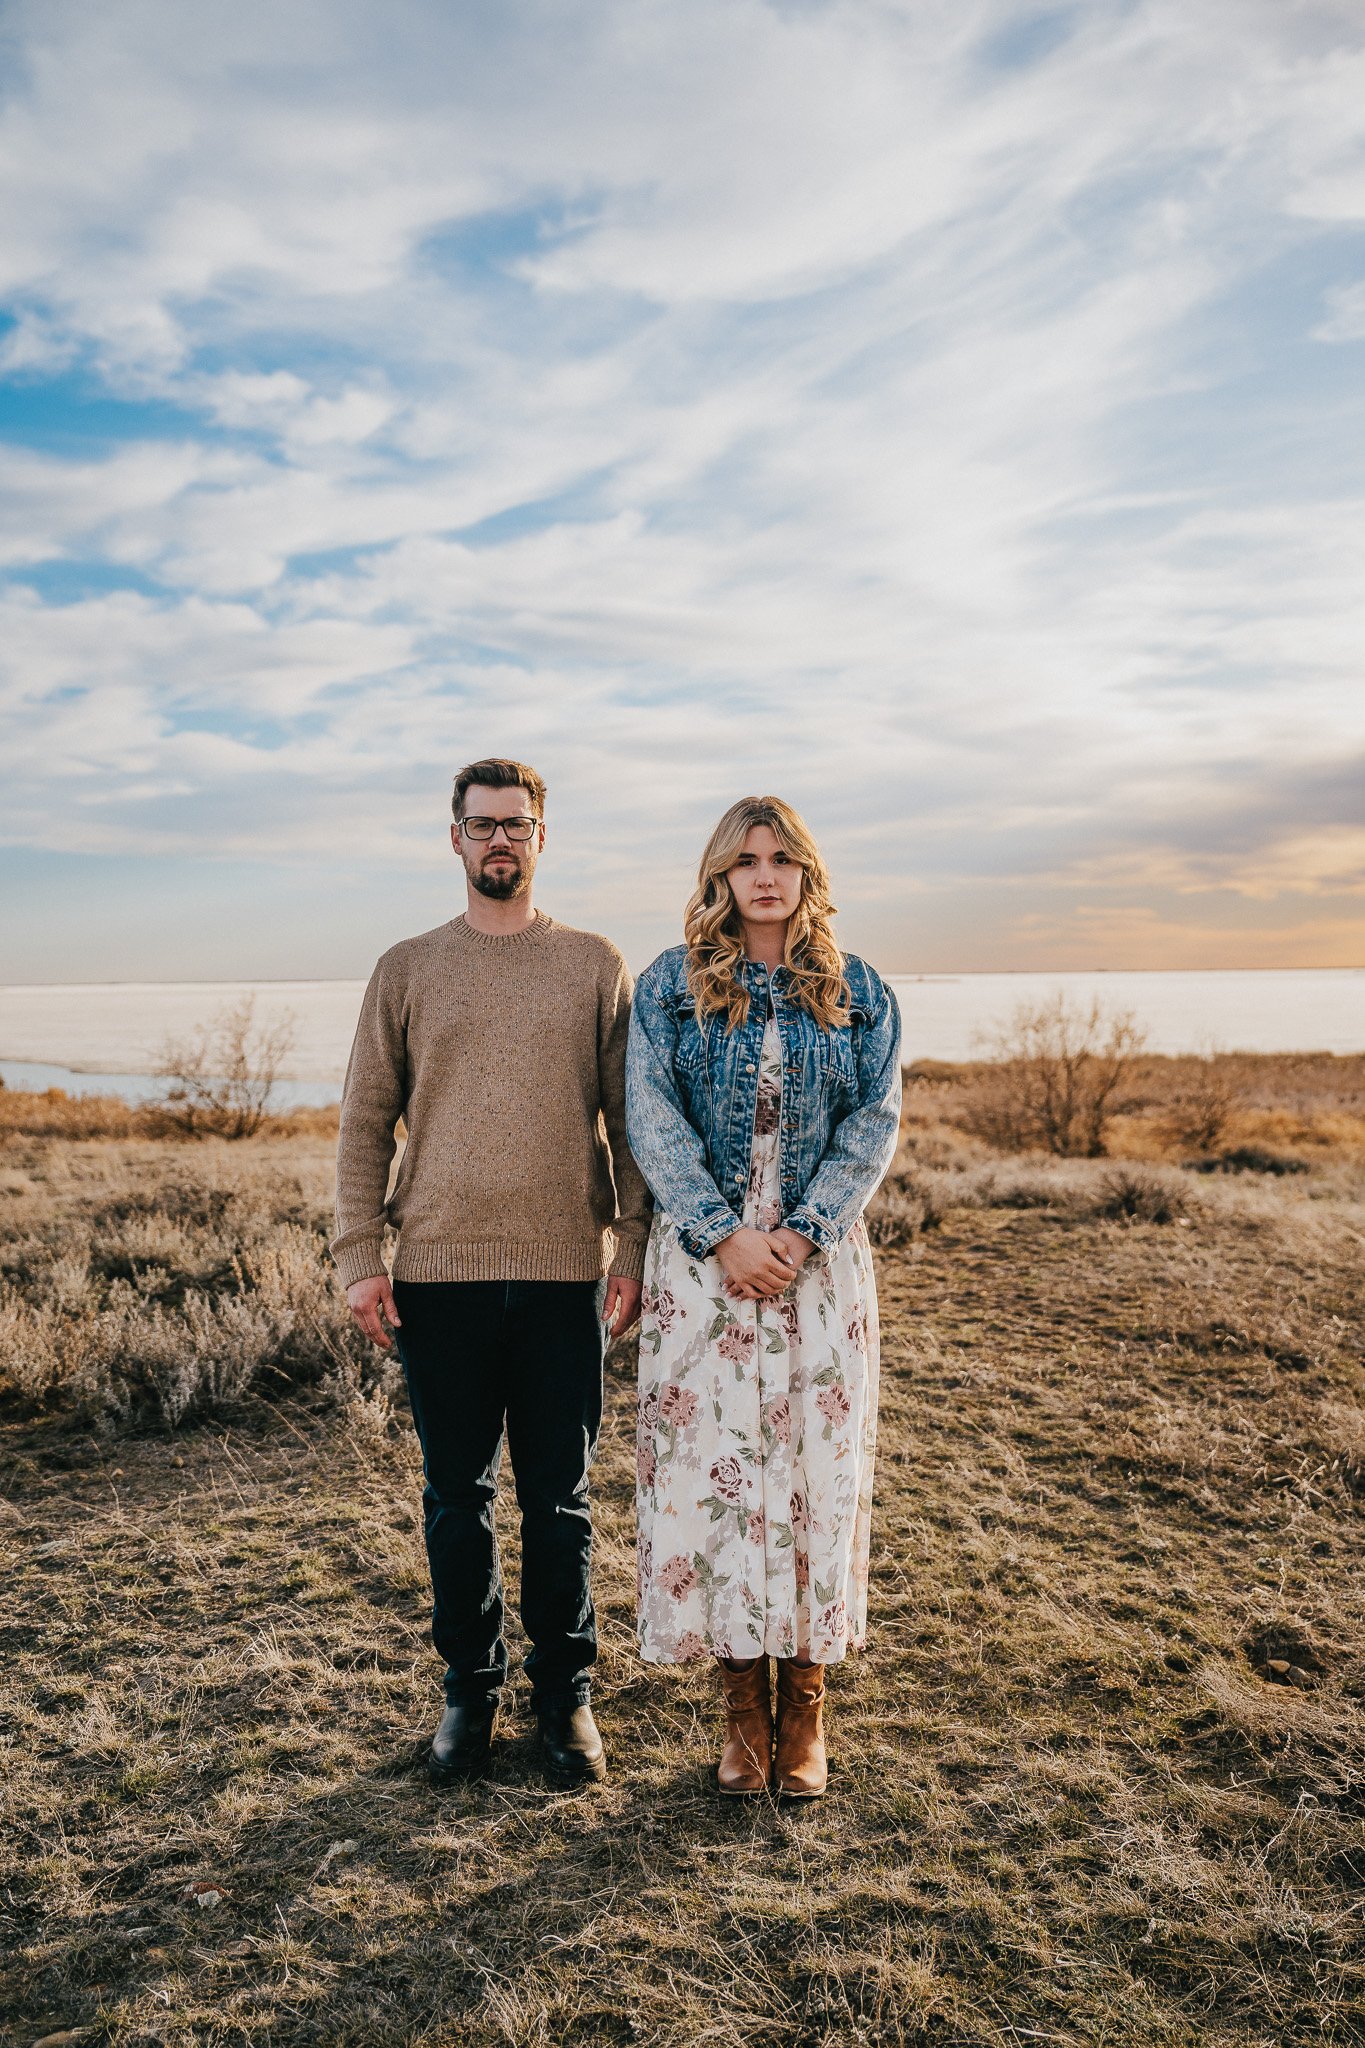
xmin=1167 ymin=1043 xmax=1248 ymax=1154
xmin=962 ymin=994 xmax=1147 ymax=1157
xmin=151 ymin=996 xmax=295 ymax=1140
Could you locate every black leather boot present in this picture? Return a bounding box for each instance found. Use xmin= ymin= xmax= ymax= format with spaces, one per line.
xmin=428 ymin=1697 xmax=497 ymax=1785
xmin=535 ymin=1697 xmax=607 ymax=1786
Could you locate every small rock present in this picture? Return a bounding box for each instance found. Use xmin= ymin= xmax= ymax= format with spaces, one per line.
xmin=1287 ymin=1664 xmax=1315 ymax=1689
xmin=222 ymin=1938 xmax=253 ymax=1958
xmin=34 ymin=2032 xmax=87 ymax=2047
xmin=1265 ymin=1658 xmax=1291 ymax=1675
xmin=182 ymin=1879 xmax=228 ymax=1909
xmin=315 ymin=1838 xmax=358 ymax=1875
xmin=171 ymin=1454 xmax=185 ymax=1468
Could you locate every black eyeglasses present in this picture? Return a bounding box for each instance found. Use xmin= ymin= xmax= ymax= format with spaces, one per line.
xmin=457 ymin=815 xmax=540 ymax=842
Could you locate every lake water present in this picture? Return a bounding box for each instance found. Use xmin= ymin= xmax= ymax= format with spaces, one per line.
xmin=0 ymin=967 xmax=1359 ymax=1103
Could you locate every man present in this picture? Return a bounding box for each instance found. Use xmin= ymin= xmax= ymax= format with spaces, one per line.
xmin=333 ymin=758 xmax=649 ymax=1788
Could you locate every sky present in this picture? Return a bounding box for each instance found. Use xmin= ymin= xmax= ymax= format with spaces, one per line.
xmin=1 ymin=0 xmax=1362 ymax=982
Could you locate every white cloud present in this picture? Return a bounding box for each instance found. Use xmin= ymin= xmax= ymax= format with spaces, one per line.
xmin=0 ymin=0 xmax=1362 ymax=971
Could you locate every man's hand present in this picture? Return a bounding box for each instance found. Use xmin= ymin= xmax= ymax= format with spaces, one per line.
xmin=347 ymin=1274 xmax=402 ymax=1349
xmin=716 ymin=1226 xmax=795 ymax=1301
xmin=603 ymin=1274 xmax=642 ymax=1338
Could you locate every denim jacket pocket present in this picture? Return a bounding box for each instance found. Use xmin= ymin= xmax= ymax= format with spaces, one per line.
xmin=670 ymin=994 xmax=708 ymax=1074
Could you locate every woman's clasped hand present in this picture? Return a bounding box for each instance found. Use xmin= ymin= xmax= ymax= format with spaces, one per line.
xmin=715 ymin=1224 xmax=816 ymax=1300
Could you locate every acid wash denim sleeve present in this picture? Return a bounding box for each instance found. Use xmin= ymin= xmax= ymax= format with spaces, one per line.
xmin=625 ymin=945 xmax=903 ymax=1264
xmin=625 ymin=947 xmax=744 ymax=1260
xmin=783 ymin=964 xmax=902 ymax=1255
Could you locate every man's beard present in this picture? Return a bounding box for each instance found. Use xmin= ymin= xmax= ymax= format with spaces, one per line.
xmin=471 ymin=859 xmax=530 ymax=901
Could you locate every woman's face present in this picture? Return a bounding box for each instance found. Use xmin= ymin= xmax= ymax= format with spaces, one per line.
xmin=726 ymin=824 xmax=804 ymax=930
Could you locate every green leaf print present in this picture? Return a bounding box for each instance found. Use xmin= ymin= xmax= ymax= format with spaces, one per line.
xmin=771 ymin=1521 xmax=793 ymax=1550
xmin=693 ymin=1551 xmax=731 ymax=1591
xmin=815 ymin=1577 xmax=837 ymax=1605
xmin=763 ymin=1326 xmax=786 ymax=1354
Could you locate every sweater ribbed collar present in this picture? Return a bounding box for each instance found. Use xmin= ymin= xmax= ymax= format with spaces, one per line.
xmin=448 ymin=910 xmax=555 ymax=950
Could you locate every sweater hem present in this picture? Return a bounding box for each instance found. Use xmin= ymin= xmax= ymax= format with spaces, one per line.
xmin=392 ymin=1239 xmax=612 ymax=1283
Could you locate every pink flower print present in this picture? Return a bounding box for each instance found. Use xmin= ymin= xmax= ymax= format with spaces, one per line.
xmin=820 ymin=1599 xmax=846 ymax=1640
xmin=637 ymin=1439 xmax=657 ymax=1488
xmin=757 ymin=1199 xmax=782 ymax=1231
xmin=709 ymin=1455 xmax=745 ymax=1504
xmin=816 ymin=1384 xmax=852 ymax=1429
xmin=639 ymin=1389 xmax=659 ymax=1435
xmin=767 ymin=1395 xmax=792 ymax=1445
xmin=794 ymin=1548 xmax=810 ymax=1590
xmin=674 ymin=1630 xmax=707 ymax=1661
xmin=658 ymin=1383 xmax=698 ymax=1427
xmin=717 ymin=1322 xmax=756 ymax=1365
xmin=753 ymin=1081 xmax=781 ymax=1137
xmin=845 ymin=1306 xmax=868 ymax=1351
xmin=747 ymin=1509 xmax=765 ymax=1545
xmin=773 ymin=1297 xmax=799 ymax=1342
xmin=652 ymin=1286 xmax=679 ymax=1334
xmin=658 ymin=1554 xmax=698 ymax=1601
xmin=790 ymin=1488 xmax=808 ymax=1534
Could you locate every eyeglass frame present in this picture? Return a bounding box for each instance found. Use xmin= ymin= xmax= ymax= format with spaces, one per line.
xmin=455 ymin=813 xmax=542 ymax=843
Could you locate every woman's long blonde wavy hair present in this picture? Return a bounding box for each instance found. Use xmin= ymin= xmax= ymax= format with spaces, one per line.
xmin=685 ymin=796 xmax=850 ymax=1030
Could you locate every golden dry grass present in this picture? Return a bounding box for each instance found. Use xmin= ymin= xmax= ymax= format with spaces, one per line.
xmin=905 ymin=1052 xmax=1365 ymax=1168
xmin=1 ymin=1107 xmax=1364 ymax=2046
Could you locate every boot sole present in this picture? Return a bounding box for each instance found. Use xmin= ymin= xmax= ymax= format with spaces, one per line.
xmin=428 ymin=1752 xmax=493 ymax=1786
xmin=539 ymin=1750 xmax=608 ymax=1788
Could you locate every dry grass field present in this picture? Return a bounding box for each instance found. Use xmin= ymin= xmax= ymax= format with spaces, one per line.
xmin=1 ymin=1061 xmax=1363 ymax=2048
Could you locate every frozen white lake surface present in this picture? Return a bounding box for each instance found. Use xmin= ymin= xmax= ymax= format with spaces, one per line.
xmin=0 ymin=966 xmax=1359 ymax=1102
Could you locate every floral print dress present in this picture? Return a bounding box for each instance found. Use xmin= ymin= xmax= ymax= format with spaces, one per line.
xmin=636 ymin=1011 xmax=879 ymax=1663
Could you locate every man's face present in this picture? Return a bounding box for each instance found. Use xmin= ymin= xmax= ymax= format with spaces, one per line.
xmin=451 ymin=783 xmax=545 ymax=900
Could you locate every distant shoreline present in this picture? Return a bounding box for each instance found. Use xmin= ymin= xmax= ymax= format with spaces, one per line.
xmin=3 ymin=967 xmax=1363 ymax=1086
xmin=2 ymin=963 xmax=1361 ymax=992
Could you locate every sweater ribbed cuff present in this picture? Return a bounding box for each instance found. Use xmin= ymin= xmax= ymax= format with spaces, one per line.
xmin=605 ymin=1232 xmax=647 ymax=1284
xmin=332 ymin=1240 xmax=388 ymax=1290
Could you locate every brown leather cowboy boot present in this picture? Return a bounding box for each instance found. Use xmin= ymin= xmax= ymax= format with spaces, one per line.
xmin=717 ymin=1657 xmax=772 ymax=1794
xmin=774 ymin=1658 xmax=827 ymax=1797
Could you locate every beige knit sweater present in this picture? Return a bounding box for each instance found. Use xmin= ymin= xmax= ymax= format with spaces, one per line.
xmin=331 ymin=913 xmax=652 ymax=1288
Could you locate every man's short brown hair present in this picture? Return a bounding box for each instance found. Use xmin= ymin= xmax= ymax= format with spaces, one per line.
xmin=451 ymin=758 xmax=547 ymax=821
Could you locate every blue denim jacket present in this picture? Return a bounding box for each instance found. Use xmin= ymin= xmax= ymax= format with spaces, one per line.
xmin=625 ymin=945 xmax=902 ymax=1261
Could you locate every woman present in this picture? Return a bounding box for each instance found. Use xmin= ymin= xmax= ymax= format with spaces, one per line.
xmin=625 ymin=796 xmax=901 ymax=1797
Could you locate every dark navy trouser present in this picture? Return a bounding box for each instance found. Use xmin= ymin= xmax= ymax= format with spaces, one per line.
xmin=392 ymin=1278 xmax=603 ymax=1707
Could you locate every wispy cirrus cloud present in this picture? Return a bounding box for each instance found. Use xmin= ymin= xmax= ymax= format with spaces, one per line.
xmin=0 ymin=0 xmax=1362 ymax=977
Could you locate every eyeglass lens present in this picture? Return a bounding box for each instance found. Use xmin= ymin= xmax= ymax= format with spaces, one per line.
xmin=461 ymin=816 xmax=538 ymax=841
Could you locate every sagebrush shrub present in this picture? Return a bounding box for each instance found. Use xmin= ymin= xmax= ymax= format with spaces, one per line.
xmin=0 ymin=1143 xmax=384 ymax=1430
